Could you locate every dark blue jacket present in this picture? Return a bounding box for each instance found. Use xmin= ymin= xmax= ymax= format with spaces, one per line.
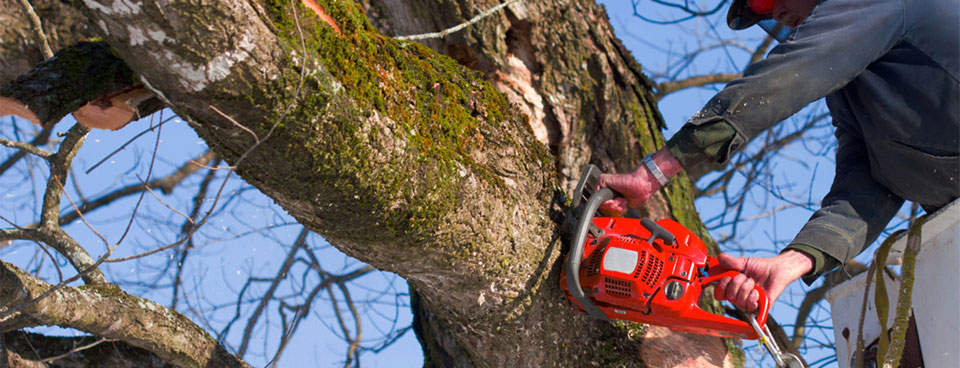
xmin=667 ymin=0 xmax=959 ymax=279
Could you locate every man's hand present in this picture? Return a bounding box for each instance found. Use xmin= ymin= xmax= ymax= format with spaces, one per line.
xmin=596 ymin=166 xmax=660 ymax=215
xmin=712 ymin=250 xmax=815 ymax=313
xmin=597 ymin=147 xmax=683 ymax=215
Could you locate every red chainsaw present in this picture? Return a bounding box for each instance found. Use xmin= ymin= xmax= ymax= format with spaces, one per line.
xmin=561 ymin=165 xmax=804 ymax=368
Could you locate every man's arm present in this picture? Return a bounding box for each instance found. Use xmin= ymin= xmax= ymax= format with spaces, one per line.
xmin=785 ymin=124 xmax=905 ymax=283
xmin=713 ymin=124 xmax=904 ymax=311
xmin=666 ymin=0 xmax=907 ymax=168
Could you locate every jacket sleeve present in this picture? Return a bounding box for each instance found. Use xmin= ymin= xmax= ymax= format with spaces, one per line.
xmin=784 ymin=125 xmax=904 ymax=283
xmin=666 ymin=0 xmax=906 ymax=167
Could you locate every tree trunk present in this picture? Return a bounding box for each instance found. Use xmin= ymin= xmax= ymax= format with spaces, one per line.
xmin=1 ymin=0 xmax=740 ymax=366
xmin=361 ymin=1 xmax=731 ymax=365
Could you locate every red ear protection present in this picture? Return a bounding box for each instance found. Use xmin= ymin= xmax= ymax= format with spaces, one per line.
xmin=748 ymin=0 xmax=774 ymax=14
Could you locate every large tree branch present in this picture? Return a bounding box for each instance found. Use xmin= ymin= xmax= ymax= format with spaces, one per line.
xmin=70 ymin=3 xmax=568 ymax=364
xmin=0 ymin=261 xmax=248 ymax=368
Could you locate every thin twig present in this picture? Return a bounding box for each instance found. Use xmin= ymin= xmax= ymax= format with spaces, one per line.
xmin=113 ymin=113 xmax=165 ymax=248
xmin=394 ymin=0 xmax=523 ymax=41
xmin=41 ymin=338 xmax=118 ymax=363
xmin=236 ymin=228 xmax=309 ymax=357
xmin=0 ymin=122 xmax=55 ymax=177
xmin=209 ymin=105 xmax=259 ymax=144
xmin=85 ymin=115 xmax=173 ymax=174
xmin=14 ymin=0 xmax=54 ymax=59
xmin=0 ymin=138 xmax=53 ymax=160
xmin=171 ymin=158 xmax=220 ymax=309
xmin=137 ymin=173 xmax=195 ymax=224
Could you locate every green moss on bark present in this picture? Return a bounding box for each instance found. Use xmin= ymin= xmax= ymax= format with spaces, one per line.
xmin=242 ymin=0 xmax=548 ymax=246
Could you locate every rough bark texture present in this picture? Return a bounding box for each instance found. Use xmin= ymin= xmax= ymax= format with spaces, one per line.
xmin=362 ymin=1 xmax=731 ymax=365
xmin=0 ymin=0 xmax=737 ymax=366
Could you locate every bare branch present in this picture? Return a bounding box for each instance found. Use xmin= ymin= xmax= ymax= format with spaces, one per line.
xmin=0 ymin=138 xmax=51 ymax=160
xmin=750 ymin=35 xmax=777 ymax=65
xmin=792 ymin=261 xmax=868 ymax=349
xmin=171 ymin=157 xmax=221 ymax=309
xmin=656 ymin=73 xmax=741 ymax=99
xmin=337 ymin=282 xmax=362 ymax=368
xmin=236 ymin=228 xmax=309 ymax=358
xmin=4 ymin=331 xmax=165 ymax=368
xmin=41 ymin=337 xmax=117 ymax=364
xmin=13 ymin=0 xmax=54 ymax=59
xmin=0 ymin=261 xmax=250 ymax=367
xmin=33 ymin=124 xmax=106 ymax=285
xmin=59 ymin=151 xmax=216 ymax=226
xmin=0 ymin=121 xmax=54 ymax=177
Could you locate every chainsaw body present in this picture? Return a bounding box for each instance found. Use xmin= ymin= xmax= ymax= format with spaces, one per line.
xmin=560 ymin=165 xmax=770 ymax=340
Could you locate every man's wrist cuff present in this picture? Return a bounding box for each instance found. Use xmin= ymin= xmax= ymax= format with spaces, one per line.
xmin=666 ymin=129 xmax=709 ymax=169
xmin=783 ymin=243 xmax=841 ymax=285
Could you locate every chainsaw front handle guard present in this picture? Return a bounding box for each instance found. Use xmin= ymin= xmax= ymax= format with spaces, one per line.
xmin=701 ymin=261 xmax=771 ymax=331
xmin=566 ymin=186 xmax=614 ymax=320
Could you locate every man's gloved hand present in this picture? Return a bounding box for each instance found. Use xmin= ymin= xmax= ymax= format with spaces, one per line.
xmin=596 ymin=147 xmax=683 ymax=215
xmin=712 ymin=250 xmax=815 ymax=313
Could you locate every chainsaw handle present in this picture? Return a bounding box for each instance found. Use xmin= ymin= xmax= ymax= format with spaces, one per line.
xmin=701 ymin=260 xmax=771 ymax=328
xmin=565 ymin=186 xmax=614 ymax=320
xmin=640 ymin=218 xmax=675 ymax=246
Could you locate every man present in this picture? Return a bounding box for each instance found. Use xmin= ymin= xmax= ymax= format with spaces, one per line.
xmin=599 ymin=0 xmax=959 ymax=312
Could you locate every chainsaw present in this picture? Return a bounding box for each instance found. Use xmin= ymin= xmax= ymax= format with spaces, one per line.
xmin=560 ymin=165 xmax=804 ymax=368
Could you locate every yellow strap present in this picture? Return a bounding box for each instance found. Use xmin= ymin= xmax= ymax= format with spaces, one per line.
xmin=872 ymin=230 xmax=903 ymax=365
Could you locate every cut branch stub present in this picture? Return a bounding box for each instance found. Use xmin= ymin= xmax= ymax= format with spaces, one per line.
xmin=0 ymin=41 xmax=138 ymax=125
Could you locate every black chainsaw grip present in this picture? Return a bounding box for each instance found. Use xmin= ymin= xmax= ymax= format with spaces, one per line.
xmin=566 ymin=187 xmax=614 ymax=321
xmin=641 ymin=218 xmax=675 ymax=246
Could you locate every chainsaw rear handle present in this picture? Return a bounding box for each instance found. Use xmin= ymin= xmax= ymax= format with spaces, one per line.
xmin=566 ymin=186 xmax=614 ymax=320
xmin=701 ymin=260 xmax=771 ymax=329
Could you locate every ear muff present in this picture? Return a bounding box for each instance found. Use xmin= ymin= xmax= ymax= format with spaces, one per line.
xmin=747 ymin=0 xmax=774 ymax=14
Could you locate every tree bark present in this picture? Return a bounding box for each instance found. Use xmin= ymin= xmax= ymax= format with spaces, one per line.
xmin=1 ymin=0 xmax=739 ymax=366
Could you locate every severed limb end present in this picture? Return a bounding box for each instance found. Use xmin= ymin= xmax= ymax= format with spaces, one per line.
xmin=0 ymin=86 xmax=155 ymax=131
xmin=0 ymin=96 xmax=41 ymax=125
xmin=73 ymin=86 xmax=155 ymax=130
